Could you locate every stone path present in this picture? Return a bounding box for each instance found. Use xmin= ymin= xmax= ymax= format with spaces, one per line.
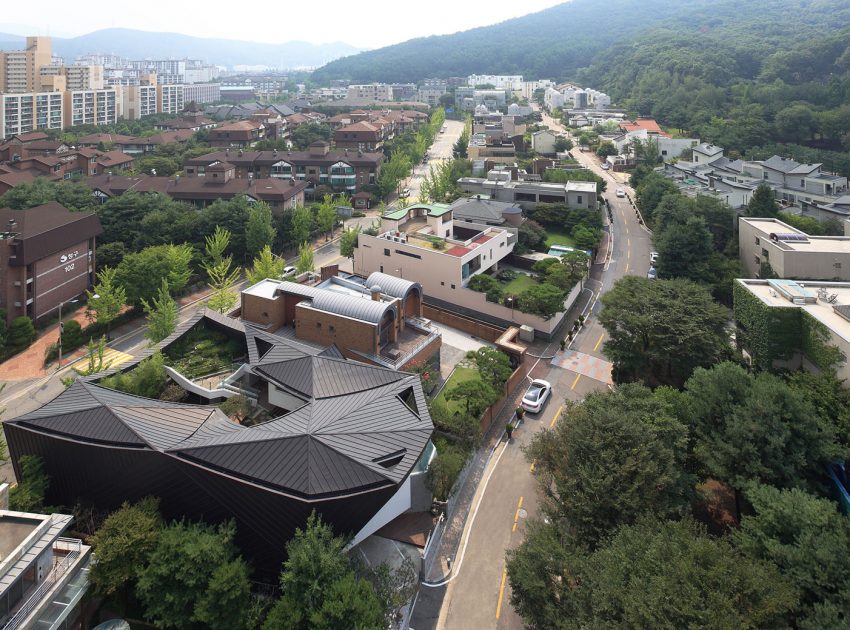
xmin=550 ymin=349 xmax=614 ymax=384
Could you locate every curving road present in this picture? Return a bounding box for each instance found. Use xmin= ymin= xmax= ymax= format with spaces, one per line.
xmin=427 ymin=108 xmax=653 ymax=630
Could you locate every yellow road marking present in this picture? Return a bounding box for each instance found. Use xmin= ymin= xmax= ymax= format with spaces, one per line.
xmin=100 ymin=348 xmax=134 ymax=368
xmin=625 ymin=263 xmax=630 ymax=273
xmin=496 ymin=569 xmax=508 ymax=619
xmin=550 ymin=404 xmax=564 ymax=429
xmin=593 ymin=333 xmax=604 ymax=352
xmin=571 ymin=374 xmax=581 ymax=389
xmin=512 ymin=496 xmax=524 ymax=532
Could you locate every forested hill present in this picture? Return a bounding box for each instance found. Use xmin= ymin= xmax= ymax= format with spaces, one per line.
xmin=313 ymin=0 xmax=705 ymax=83
xmin=575 ymin=0 xmax=850 ymax=170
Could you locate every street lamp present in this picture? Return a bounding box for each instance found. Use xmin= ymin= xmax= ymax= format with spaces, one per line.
xmin=57 ymin=298 xmax=79 ymax=369
xmin=507 ymin=296 xmax=514 ymax=320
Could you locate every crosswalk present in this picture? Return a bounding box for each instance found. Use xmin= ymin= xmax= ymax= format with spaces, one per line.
xmin=90 ymin=347 xmax=134 ymax=370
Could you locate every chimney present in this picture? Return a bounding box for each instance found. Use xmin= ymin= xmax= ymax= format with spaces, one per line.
xmin=370 ymin=284 xmax=382 ymax=301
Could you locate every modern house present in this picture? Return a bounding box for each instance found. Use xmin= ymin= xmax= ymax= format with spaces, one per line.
xmin=738 ymin=217 xmax=850 ymax=281
xmin=458 ymin=171 xmax=597 ymax=210
xmin=734 ymin=278 xmax=850 ymax=382
xmin=449 ymin=196 xmax=523 ymax=227
xmin=0 ymin=486 xmax=92 ymax=630
xmin=0 ymin=202 xmax=102 ymax=324
xmin=3 ymin=309 xmax=436 ymax=579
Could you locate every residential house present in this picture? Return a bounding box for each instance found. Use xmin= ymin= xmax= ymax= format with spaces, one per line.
xmin=531 ymin=129 xmax=558 ymax=156
xmin=459 ymin=171 xmax=597 ymax=210
xmin=207 ymin=119 xmax=266 ymax=147
xmin=334 ymin=122 xmax=384 ymax=152
xmin=450 ymin=196 xmax=523 ymax=226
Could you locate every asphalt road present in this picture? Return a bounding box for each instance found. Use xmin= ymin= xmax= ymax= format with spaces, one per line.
xmin=403 ymin=119 xmax=464 ymax=201
xmin=431 ymin=108 xmax=653 ymax=630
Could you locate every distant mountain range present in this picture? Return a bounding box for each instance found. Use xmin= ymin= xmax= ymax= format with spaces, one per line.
xmin=0 ymin=28 xmax=362 ymax=69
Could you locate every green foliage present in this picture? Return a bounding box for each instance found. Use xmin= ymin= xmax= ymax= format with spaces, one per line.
xmin=8 ymin=455 xmax=49 ymax=512
xmin=654 ymin=215 xmax=715 ymax=283
xmin=339 ymin=226 xmax=361 ymax=259
xmin=685 ymin=362 xmax=841 ymax=494
xmin=0 ymin=177 xmax=98 ymax=212
xmin=599 ymin=276 xmax=729 ymax=387
xmin=60 ymin=319 xmax=84 ymax=349
xmin=7 ymin=316 xmax=35 ymax=348
xmin=246 ymin=245 xmax=285 ymax=285
xmin=316 ymin=194 xmax=338 ymax=239
xmin=465 ymin=347 xmax=513 ymax=390
xmin=142 ymin=279 xmax=178 ymax=345
xmin=419 ymin=159 xmax=472 ymax=203
xmin=290 ymin=205 xmax=313 ymax=245
xmin=426 ymin=441 xmax=469 ymax=501
xmin=218 ymin=395 xmax=252 ymax=423
xmin=786 ymin=370 xmax=850 ymax=448
xmin=733 ymin=280 xmax=803 ymax=370
xmin=376 ymin=151 xmax=412 ymax=201
xmin=446 ymin=377 xmax=498 ymax=417
xmin=87 ymin=266 xmax=127 ymax=332
xmin=427 ymin=397 xmax=480 ymax=444
xmin=516 ymin=220 xmax=548 ymax=253
xmin=164 ymin=325 xmax=244 ymax=379
xmin=296 ymin=241 xmax=315 ymax=273
xmin=115 ymin=245 xmax=188 ymax=307
xmin=89 ymin=497 xmax=163 ymax=597
xmin=286 ymin=123 xmax=333 ymax=151
xmin=508 ymin=517 xmax=797 ymax=630
xmin=204 ymin=227 xmax=241 ymax=314
xmin=100 ymin=351 xmax=169 ymax=399
xmin=747 ymin=183 xmax=779 ymax=217
xmin=467 ymin=273 xmax=504 ymax=303
xmin=73 ymin=336 xmax=114 ymax=377
xmin=801 ymin=311 xmax=846 ymax=370
xmin=263 ymin=512 xmax=385 ymax=630
xmin=777 ymin=211 xmax=826 ymax=235
xmin=595 ymin=140 xmax=617 ymax=157
xmin=526 ymin=384 xmax=692 ymax=548
xmin=164 ymin=243 xmax=194 ymax=295
xmin=734 ymin=483 xmax=850 ymax=627
xmin=136 ymin=520 xmax=251 ymax=630
xmin=245 ymin=202 xmax=277 ymax=257
xmin=635 ymin=172 xmax=680 ymax=227
xmin=518 ymin=283 xmax=566 ymax=319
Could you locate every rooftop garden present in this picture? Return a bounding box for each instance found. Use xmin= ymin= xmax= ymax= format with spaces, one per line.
xmin=163 ymin=324 xmax=247 ymax=380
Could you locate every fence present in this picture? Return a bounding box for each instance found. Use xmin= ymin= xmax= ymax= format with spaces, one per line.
xmin=423 ymin=304 xmax=505 ymax=342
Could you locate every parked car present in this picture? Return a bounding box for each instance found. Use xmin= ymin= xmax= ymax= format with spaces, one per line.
xmin=521 ymin=379 xmax=552 ymax=414
xmin=616 ymin=188 xmax=626 ymax=198
xmin=399 ymin=188 xmax=411 ymax=198
xmin=281 ymin=266 xmax=296 ymax=278
xmin=650 ymin=251 xmax=659 ymax=265
xmin=647 ymin=267 xmax=658 ymax=279
xmin=601 ymin=162 xmax=610 ymax=170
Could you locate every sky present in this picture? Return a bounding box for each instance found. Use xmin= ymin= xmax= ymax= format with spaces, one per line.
xmin=0 ymin=0 xmax=567 ymax=48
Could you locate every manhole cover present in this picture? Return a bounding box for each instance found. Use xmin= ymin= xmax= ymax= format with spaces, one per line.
xmin=518 ymin=508 xmax=528 ymax=519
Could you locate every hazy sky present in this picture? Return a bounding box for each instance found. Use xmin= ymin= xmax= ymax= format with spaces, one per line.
xmin=0 ymin=0 xmax=566 ymax=48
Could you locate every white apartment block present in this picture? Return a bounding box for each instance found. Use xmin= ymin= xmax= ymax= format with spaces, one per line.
xmin=63 ymin=88 xmax=118 ymax=128
xmin=544 ymin=87 xmax=566 ymax=110
xmin=0 ymin=92 xmax=63 ymax=138
xmin=122 ymin=84 xmax=158 ymax=120
xmin=183 ymin=83 xmax=221 ymax=104
xmin=468 ymin=75 xmax=523 ymax=91
xmin=347 ymin=84 xmax=394 ymax=101
xmin=418 ymin=86 xmax=446 ymax=107
xmin=159 ymin=84 xmax=185 ymax=114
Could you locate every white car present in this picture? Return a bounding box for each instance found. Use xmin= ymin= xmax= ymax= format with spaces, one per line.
xmin=281 ymin=266 xmax=296 ymax=278
xmin=647 ymin=267 xmax=658 ymax=280
xmin=399 ymin=188 xmax=411 ymax=198
xmin=650 ymin=251 xmax=659 ymax=265
xmin=616 ymin=188 xmax=626 ymax=198
xmin=521 ymin=379 xmax=552 ymax=414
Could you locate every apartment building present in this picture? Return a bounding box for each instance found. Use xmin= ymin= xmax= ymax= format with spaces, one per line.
xmin=63 ymin=88 xmax=118 ymax=128
xmin=739 ymin=217 xmax=850 ymax=281
xmin=0 ymin=36 xmax=52 ymax=93
xmin=40 ymin=64 xmax=104 ymax=90
xmin=122 ymin=83 xmax=158 ymax=120
xmin=0 ymin=92 xmax=64 ymax=138
xmin=333 ymin=122 xmax=384 ymax=152
xmin=467 ymin=75 xmax=523 ymax=91
xmin=418 ymin=86 xmax=446 ymax=107
xmin=158 ymin=84 xmax=185 ymax=114
xmin=183 ymin=82 xmax=221 ymax=104
xmin=346 ymin=84 xmax=394 ymax=101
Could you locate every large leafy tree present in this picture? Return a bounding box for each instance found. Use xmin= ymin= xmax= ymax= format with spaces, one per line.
xmin=599 ymin=276 xmax=729 ymax=387
xmin=290 ymin=205 xmax=313 ymax=245
xmin=204 ymin=227 xmax=241 ymax=314
xmin=115 ymin=245 xmax=187 ymax=307
xmin=141 ymin=279 xmax=178 ymax=345
xmin=509 ymin=517 xmax=797 ymax=630
xmin=339 ymin=226 xmax=361 ymax=260
xmin=446 ymin=378 xmax=498 ymax=417
xmin=465 ymin=347 xmax=513 ymax=390
xmin=746 ymin=183 xmax=779 ymax=217
xmin=654 ymin=214 xmax=715 ymax=283
xmin=526 ymin=384 xmax=692 ymax=548
xmin=316 ymin=194 xmax=338 ymax=240
xmin=89 ymin=497 xmax=162 ymax=597
xmin=518 ymin=283 xmax=565 ymax=319
xmin=245 ymin=201 xmax=277 ymax=257
xmin=296 ymin=241 xmax=314 ymax=274
xmin=734 ymin=483 xmax=850 ymax=628
xmin=246 ymin=245 xmax=285 ymax=285
xmin=0 ymin=177 xmax=97 ymax=212
xmin=136 ymin=520 xmax=251 ymax=630
xmin=263 ymin=512 xmax=384 ymax=630
xmin=685 ymin=362 xmax=842 ymax=496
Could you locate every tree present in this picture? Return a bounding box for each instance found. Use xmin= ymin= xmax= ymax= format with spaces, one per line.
xmin=245 ymin=202 xmax=277 ymax=257
xmin=101 ymin=352 xmax=169 ymax=399
xmin=115 ymin=245 xmax=186 ymax=307
xmin=296 ymin=241 xmax=314 ymax=274
xmin=508 ymin=517 xmax=797 ymax=630
xmin=7 ymin=315 xmax=35 ymax=347
xmin=73 ymin=336 xmax=114 ymax=376
xmin=219 ymin=394 xmax=252 ymax=423
xmin=526 ymin=384 xmax=692 ymax=548
xmin=263 ymin=512 xmax=384 ymax=630
xmin=685 ymin=363 xmax=841 ymax=496
xmin=246 ymin=245 xmax=285 ymax=285
xmin=426 ymin=443 xmax=468 ymax=500
xmin=466 ymin=347 xmax=512 ymax=390
xmin=141 ymin=279 xmax=178 ymax=345
xmin=734 ymin=483 xmax=850 ymax=628
xmin=554 ymin=136 xmax=573 ymax=152
xmin=571 ymin=225 xmax=599 ymax=250
xmin=89 ymin=497 xmax=162 ymax=597
xmin=446 ymin=377 xmax=498 ymax=417
xmin=291 ymin=205 xmax=313 ymax=245
xmin=747 ymin=183 xmax=779 ymax=217
xmin=654 ymin=215 xmax=715 ymax=282
xmin=339 ymin=226 xmax=361 ymax=260
xmin=164 ymin=243 xmax=194 ymax=295
xmin=8 ymin=455 xmax=49 ymax=512
xmin=204 ymin=227 xmax=241 ymax=314
xmin=518 ymin=283 xmax=565 ymax=319
xmin=599 ymin=276 xmax=729 ymax=387
xmin=316 ymin=194 xmax=338 ymax=240
xmin=595 ymin=140 xmax=617 ymax=158
xmin=377 ymin=152 xmax=411 ymax=201
xmin=775 ymin=103 xmax=817 ymax=144
xmin=136 ymin=520 xmax=251 ymax=630
xmin=516 ymin=220 xmax=547 ymax=253
xmin=87 ymin=266 xmax=126 ymax=339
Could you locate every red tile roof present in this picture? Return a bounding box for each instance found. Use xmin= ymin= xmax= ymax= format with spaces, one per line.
xmin=472 ymin=233 xmax=494 ymax=245
xmin=619 ymin=119 xmax=671 ymax=138
xmin=446 ymin=245 xmax=471 ymax=257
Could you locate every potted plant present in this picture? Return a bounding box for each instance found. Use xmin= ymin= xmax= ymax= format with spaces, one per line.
xmin=560 ymin=339 xmax=566 ymax=351
xmin=505 ymin=422 xmax=515 ymax=440
xmin=515 ymin=406 xmax=525 ymax=421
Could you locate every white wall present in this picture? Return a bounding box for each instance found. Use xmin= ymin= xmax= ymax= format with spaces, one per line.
xmin=349 ymin=475 xmax=412 ymax=547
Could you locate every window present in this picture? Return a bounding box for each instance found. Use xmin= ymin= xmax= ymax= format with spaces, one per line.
xmin=316 ymin=322 xmax=321 ymax=328
xmin=329 ymin=325 xmax=335 ymax=332
xmin=764 ymin=173 xmax=768 ymax=179
xmin=762 ymin=249 xmax=769 ymax=259
xmin=396 ymin=249 xmax=421 ymax=259
xmin=441 ymin=281 xmax=445 ymax=286
xmin=384 ymin=248 xmax=390 ymax=256
xmin=451 ymin=284 xmax=456 ymax=289
xmin=577 ymin=195 xmax=583 ymax=205
xmin=755 ymin=237 xmax=760 ymax=245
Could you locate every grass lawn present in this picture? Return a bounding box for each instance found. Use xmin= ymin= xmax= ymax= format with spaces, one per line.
xmin=435 ymin=366 xmax=479 ymax=415
xmin=502 ymin=273 xmax=537 ymax=294
xmin=544 ymin=227 xmax=576 ymax=249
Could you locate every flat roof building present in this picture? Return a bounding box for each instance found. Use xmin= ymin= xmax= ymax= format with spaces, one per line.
xmin=459 ymin=173 xmax=597 ymax=210
xmin=739 ymin=217 xmax=850 ymax=281
xmin=0 ymin=202 xmax=102 ymax=324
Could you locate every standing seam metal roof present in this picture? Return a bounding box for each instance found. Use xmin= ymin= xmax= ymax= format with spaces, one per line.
xmin=365 ymin=272 xmax=422 ymax=300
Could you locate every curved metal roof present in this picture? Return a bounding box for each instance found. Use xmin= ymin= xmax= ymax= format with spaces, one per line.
xmin=309 ymin=291 xmax=396 ymax=324
xmin=365 ymin=272 xmax=421 ymax=300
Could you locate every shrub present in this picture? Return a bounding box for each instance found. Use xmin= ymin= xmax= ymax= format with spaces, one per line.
xmin=61 ymin=319 xmax=85 ymax=349
xmin=7 ymin=316 xmax=35 ymax=347
xmin=497 ymin=269 xmax=518 ymax=282
xmin=426 ymin=442 xmax=468 ymax=501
